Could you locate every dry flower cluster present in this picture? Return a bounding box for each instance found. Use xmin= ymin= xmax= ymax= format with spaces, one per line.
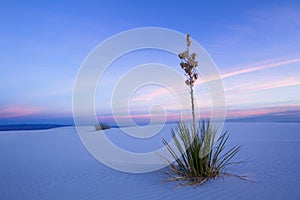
xmin=178 ymin=34 xmax=199 ymax=87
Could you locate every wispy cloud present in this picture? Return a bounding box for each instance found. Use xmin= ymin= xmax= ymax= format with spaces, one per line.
xmin=226 ymin=104 xmax=300 ymax=118
xmin=226 ymin=78 xmax=300 ymax=94
xmin=131 ymin=87 xmax=170 ymax=102
xmin=193 ymin=57 xmax=300 ymax=85
xmin=131 ymin=56 xmax=300 ymax=104
xmin=221 ymin=57 xmax=300 ymax=79
xmin=0 ymin=106 xmax=42 ymax=118
xmin=247 ymin=5 xmax=300 ymax=30
xmin=97 ymin=104 xmax=300 ymax=123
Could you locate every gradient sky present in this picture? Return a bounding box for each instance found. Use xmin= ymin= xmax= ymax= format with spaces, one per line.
xmin=0 ymin=0 xmax=300 ymax=124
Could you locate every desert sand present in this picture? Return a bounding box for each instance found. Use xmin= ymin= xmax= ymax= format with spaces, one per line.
xmin=0 ymin=122 xmax=299 ymax=199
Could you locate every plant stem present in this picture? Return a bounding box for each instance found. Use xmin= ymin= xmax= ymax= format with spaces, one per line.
xmin=190 ymin=77 xmax=197 ymax=136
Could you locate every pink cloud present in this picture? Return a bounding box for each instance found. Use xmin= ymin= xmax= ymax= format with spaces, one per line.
xmin=226 ymin=78 xmax=300 ymax=94
xmin=98 ymin=105 xmax=300 ymax=123
xmin=226 ymin=109 xmax=272 ymax=117
xmin=0 ymin=106 xmax=42 ymax=118
xmin=131 ymin=57 xmax=300 ymax=103
xmin=131 ymin=87 xmax=169 ymax=102
xmin=226 ymin=105 xmax=300 ymax=118
xmin=221 ymin=58 xmax=300 ymax=79
xmin=194 ymin=57 xmax=300 ymax=86
xmin=251 ymin=80 xmax=300 ymax=91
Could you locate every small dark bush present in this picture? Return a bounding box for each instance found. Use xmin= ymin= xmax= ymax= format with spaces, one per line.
xmin=95 ymin=123 xmax=110 ymax=131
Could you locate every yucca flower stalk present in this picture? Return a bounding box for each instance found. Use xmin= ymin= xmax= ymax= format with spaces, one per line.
xmin=178 ymin=34 xmax=198 ymax=135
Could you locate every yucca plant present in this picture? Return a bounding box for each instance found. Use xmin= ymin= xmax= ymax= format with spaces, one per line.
xmin=163 ymin=34 xmax=242 ymax=186
xmin=163 ymin=121 xmax=242 ymax=186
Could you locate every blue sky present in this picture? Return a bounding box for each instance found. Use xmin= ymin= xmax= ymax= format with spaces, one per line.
xmin=0 ymin=0 xmax=300 ymax=124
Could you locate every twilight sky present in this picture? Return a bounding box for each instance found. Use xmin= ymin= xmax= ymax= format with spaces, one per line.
xmin=0 ymin=0 xmax=300 ymax=124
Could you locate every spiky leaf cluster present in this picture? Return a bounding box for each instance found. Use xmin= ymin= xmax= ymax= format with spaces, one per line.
xmin=163 ymin=121 xmax=243 ymax=186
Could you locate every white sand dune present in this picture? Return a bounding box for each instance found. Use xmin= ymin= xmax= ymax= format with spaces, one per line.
xmin=0 ymin=123 xmax=299 ymax=199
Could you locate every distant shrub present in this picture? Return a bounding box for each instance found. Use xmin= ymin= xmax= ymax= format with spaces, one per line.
xmin=95 ymin=123 xmax=110 ymax=131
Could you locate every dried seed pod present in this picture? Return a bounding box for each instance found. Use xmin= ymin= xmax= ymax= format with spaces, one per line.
xmin=194 ymin=73 xmax=198 ymax=80
xmin=178 ymin=53 xmax=184 ymax=59
xmin=194 ymin=61 xmax=198 ymax=67
xmin=180 ymin=62 xmax=184 ymax=68
xmin=192 ymin=53 xmax=197 ymax=60
xmin=184 ymin=53 xmax=188 ymax=59
xmin=187 ymin=34 xmax=191 ymax=47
